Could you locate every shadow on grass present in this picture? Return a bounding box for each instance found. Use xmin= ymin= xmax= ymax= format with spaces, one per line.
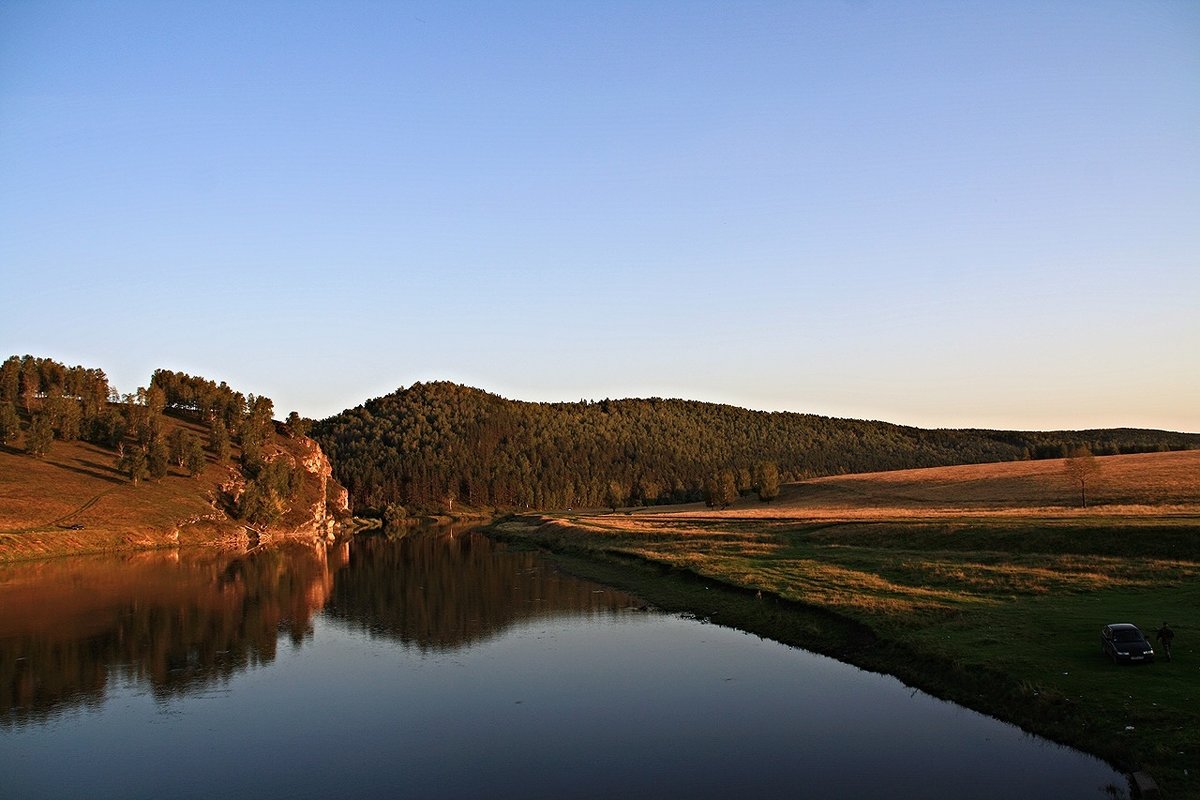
xmin=57 ymin=461 xmax=126 ymax=486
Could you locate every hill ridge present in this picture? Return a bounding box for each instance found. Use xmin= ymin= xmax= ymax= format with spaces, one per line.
xmin=315 ymin=380 xmax=1200 ymax=513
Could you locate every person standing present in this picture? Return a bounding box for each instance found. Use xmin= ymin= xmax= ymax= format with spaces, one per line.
xmin=1155 ymin=622 xmax=1175 ymax=661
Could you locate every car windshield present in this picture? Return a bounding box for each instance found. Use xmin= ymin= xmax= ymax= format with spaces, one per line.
xmin=1114 ymin=630 xmax=1143 ymax=643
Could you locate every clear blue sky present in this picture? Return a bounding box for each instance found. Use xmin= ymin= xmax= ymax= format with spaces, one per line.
xmin=2 ymin=1 xmax=1197 ymax=431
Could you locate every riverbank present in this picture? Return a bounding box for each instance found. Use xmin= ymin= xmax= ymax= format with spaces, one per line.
xmin=488 ymin=454 xmax=1200 ymax=798
xmin=493 ymin=516 xmax=1197 ymax=797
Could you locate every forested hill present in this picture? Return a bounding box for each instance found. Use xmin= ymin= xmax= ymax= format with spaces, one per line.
xmin=313 ymin=382 xmax=1200 ymax=513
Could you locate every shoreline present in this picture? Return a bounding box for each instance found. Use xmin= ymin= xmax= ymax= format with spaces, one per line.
xmin=0 ymin=516 xmax=364 ymax=563
xmin=488 ymin=514 xmax=1198 ymax=799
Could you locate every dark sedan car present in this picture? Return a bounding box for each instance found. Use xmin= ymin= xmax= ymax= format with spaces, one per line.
xmin=1100 ymin=623 xmax=1155 ymax=664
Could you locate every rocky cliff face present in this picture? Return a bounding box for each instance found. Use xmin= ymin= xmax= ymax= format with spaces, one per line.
xmin=215 ymin=433 xmax=351 ymax=544
xmin=295 ymin=436 xmax=351 ymax=540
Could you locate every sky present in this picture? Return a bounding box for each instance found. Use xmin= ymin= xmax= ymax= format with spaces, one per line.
xmin=2 ymin=1 xmax=1197 ymax=432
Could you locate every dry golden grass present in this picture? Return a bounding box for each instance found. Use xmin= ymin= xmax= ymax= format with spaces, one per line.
xmin=612 ymin=450 xmax=1200 ymax=523
xmin=0 ymin=413 xmax=335 ymax=560
xmin=520 ymin=451 xmax=1200 ymax=793
xmin=542 ymin=451 xmax=1200 ymax=622
xmin=0 ymin=416 xmax=223 ymax=535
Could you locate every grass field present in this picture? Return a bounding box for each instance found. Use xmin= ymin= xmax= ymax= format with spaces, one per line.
xmin=497 ymin=450 xmax=1200 ymax=797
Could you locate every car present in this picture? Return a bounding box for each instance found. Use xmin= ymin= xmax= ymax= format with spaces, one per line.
xmin=1100 ymin=623 xmax=1155 ymax=664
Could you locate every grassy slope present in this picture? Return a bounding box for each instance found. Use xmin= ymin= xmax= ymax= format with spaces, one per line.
xmin=0 ymin=413 xmax=336 ymax=561
xmin=500 ymin=450 xmax=1200 ymax=797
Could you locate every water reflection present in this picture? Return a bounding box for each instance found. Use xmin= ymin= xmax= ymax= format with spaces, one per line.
xmin=326 ymin=529 xmax=635 ymax=651
xmin=1 ymin=529 xmax=1129 ymax=798
xmin=0 ymin=541 xmax=346 ymax=726
xmin=1 ymin=529 xmax=632 ymax=726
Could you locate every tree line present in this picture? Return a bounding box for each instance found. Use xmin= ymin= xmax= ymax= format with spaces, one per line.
xmin=313 ymin=381 xmax=1200 ymax=515
xmin=2 ymin=356 xmax=313 ymax=528
xmin=10 ymin=358 xmax=1193 ymax=519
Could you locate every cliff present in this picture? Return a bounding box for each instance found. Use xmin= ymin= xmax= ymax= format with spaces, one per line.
xmin=271 ymin=432 xmax=352 ymax=541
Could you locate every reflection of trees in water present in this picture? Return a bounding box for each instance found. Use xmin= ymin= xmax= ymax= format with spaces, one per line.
xmin=0 ymin=542 xmax=347 ymax=727
xmin=325 ymin=530 xmax=636 ymax=652
xmin=1 ymin=532 xmax=635 ymax=728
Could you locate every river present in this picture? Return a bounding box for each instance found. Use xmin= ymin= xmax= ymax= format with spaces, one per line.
xmin=1 ymin=529 xmax=1128 ymax=799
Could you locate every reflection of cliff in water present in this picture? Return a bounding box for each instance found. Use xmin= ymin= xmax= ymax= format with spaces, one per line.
xmin=1 ymin=530 xmax=637 ymax=728
xmin=325 ymin=529 xmax=637 ymax=652
xmin=0 ymin=542 xmax=348 ymax=727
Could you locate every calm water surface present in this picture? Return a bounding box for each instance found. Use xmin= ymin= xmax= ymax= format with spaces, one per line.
xmin=1 ymin=530 xmax=1127 ymax=799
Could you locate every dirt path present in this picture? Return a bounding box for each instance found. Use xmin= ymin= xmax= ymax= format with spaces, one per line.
xmin=2 ymin=488 xmax=120 ymax=536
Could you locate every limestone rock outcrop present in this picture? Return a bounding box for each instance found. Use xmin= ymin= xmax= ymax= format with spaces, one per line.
xmin=295 ymin=436 xmax=351 ymax=540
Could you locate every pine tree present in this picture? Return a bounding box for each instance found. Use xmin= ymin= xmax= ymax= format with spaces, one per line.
xmin=19 ymin=357 xmax=39 ymax=413
xmin=285 ymin=411 xmax=311 ymax=438
xmin=26 ymin=412 xmax=53 ymax=457
xmin=0 ymin=357 xmax=21 ymax=404
xmin=57 ymin=400 xmax=82 ymax=441
xmin=148 ymin=436 xmax=170 ymax=479
xmin=118 ymin=446 xmax=148 ymax=484
xmin=756 ymin=461 xmax=780 ymax=502
xmin=236 ymin=481 xmax=284 ymax=526
xmin=710 ymin=470 xmax=737 ymax=509
xmin=184 ymin=435 xmax=207 ymax=477
xmin=605 ymin=480 xmax=625 ymax=512
xmin=168 ymin=427 xmax=188 ymax=466
xmin=209 ymin=419 xmax=231 ymax=463
xmin=0 ymin=401 xmax=20 ymax=445
xmin=240 ymin=424 xmax=265 ymax=473
xmin=86 ymin=408 xmax=127 ymax=448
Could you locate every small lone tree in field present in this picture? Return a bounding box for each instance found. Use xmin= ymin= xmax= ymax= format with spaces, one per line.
xmin=1064 ymin=447 xmax=1101 ymax=508
xmin=605 ymin=480 xmax=625 ymax=513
